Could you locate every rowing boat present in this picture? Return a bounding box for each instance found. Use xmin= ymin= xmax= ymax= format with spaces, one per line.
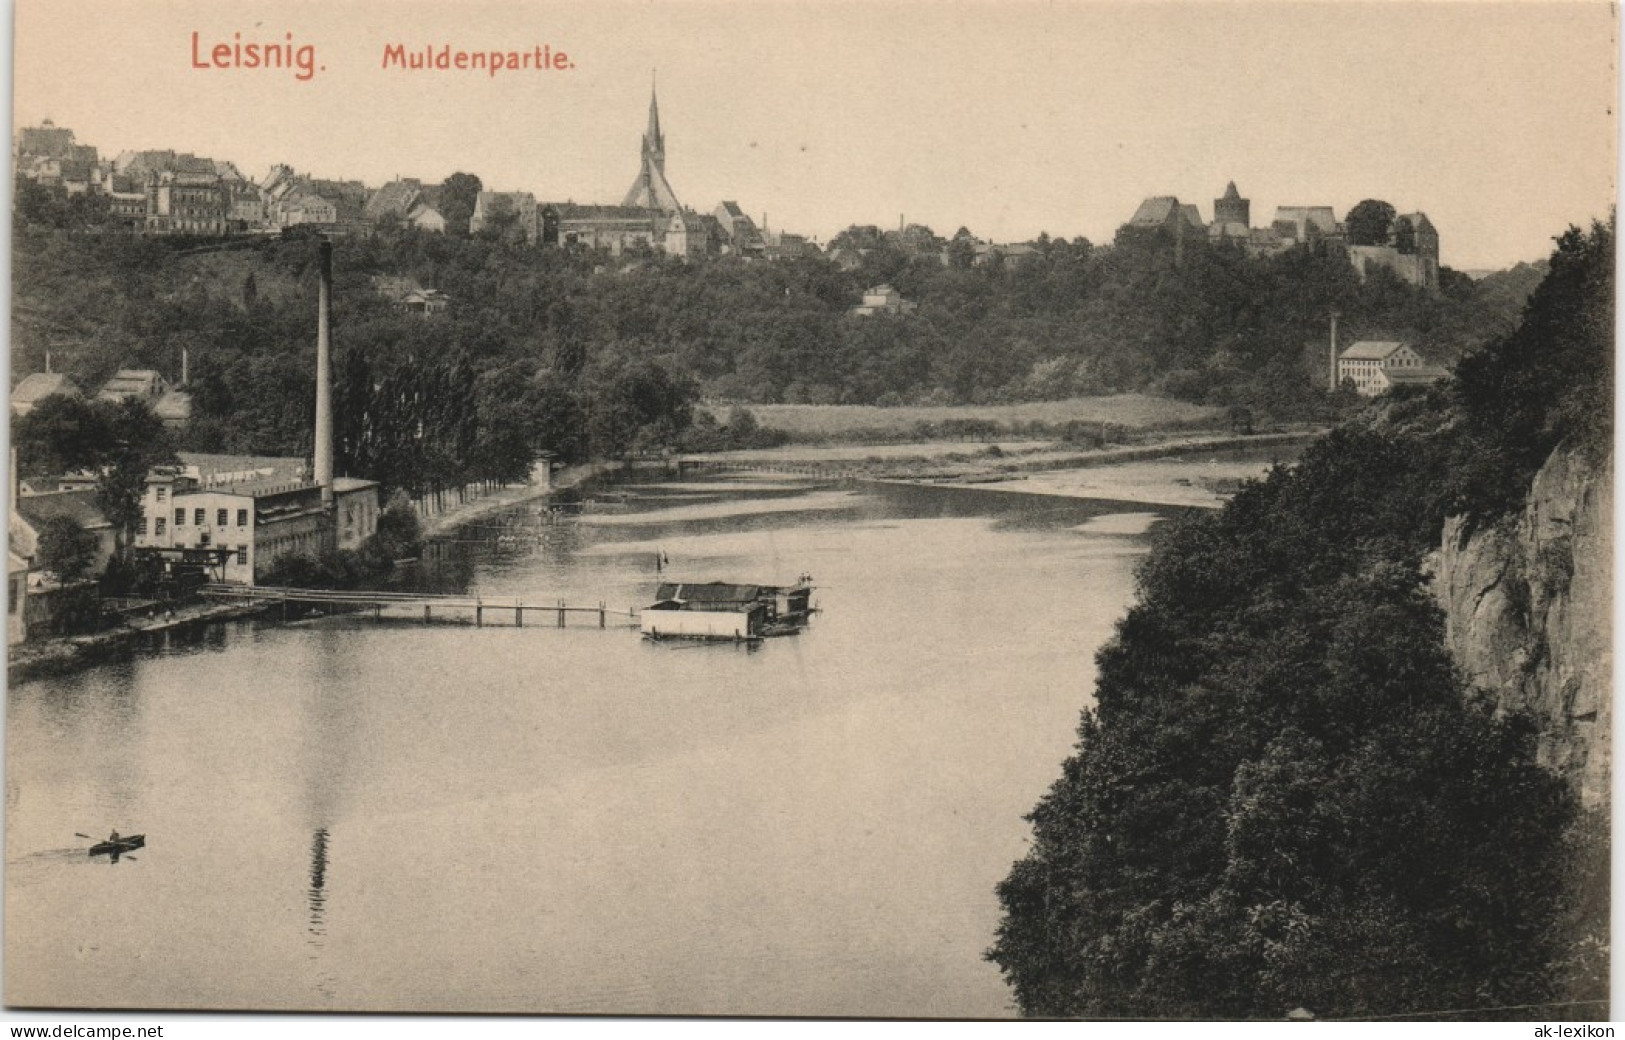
xmin=89 ymin=835 xmax=144 ymax=857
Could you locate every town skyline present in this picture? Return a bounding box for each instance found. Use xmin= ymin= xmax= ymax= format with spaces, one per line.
xmin=13 ymin=1 xmax=1619 ymax=270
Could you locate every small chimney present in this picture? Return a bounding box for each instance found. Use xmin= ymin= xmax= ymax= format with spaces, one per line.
xmin=315 ymin=240 xmax=334 ymax=510
xmin=44 ymin=350 xmax=51 ymax=375
xmin=181 ymin=346 xmax=189 ymax=388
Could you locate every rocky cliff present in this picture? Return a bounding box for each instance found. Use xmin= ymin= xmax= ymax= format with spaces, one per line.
xmin=1431 ymin=441 xmax=1612 ymax=806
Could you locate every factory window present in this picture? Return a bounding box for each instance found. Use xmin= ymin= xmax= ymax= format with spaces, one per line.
xmin=237 ymin=509 xmax=248 ymax=527
xmin=236 ymin=546 xmax=248 ymax=565
xmin=155 ymin=518 xmax=167 ymax=536
xmin=156 ymin=487 xmax=167 ymax=503
xmin=217 ymin=509 xmax=228 ymax=527
xmin=194 ymin=508 xmax=205 ymax=526
xmin=175 ymin=508 xmax=185 ymax=526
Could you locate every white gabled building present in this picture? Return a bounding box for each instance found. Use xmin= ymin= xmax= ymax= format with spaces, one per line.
xmin=1337 ymin=340 xmax=1449 ymax=396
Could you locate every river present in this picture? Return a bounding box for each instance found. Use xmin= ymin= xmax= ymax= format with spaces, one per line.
xmin=6 ymin=473 xmax=1181 ymax=1017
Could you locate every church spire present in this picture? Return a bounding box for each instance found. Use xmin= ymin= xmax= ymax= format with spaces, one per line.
xmin=622 ymin=77 xmax=681 ymax=212
xmin=644 ymin=73 xmax=664 ymax=174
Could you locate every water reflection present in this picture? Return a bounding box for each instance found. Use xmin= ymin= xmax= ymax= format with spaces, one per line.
xmin=308 ymin=828 xmax=329 ymax=945
xmin=6 ymin=469 xmax=1216 ymax=1015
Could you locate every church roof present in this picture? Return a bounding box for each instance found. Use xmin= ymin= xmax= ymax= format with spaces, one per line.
xmin=1222 ymin=181 xmax=1241 ymax=200
xmin=551 ymin=203 xmax=663 ymax=221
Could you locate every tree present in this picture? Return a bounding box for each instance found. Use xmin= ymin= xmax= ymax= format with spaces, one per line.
xmin=988 ymin=429 xmax=1577 ymax=1020
xmin=36 ymin=516 xmax=97 ymax=581
xmin=93 ymin=398 xmax=178 ymax=564
xmin=12 ymin=393 xmax=109 ymax=477
xmin=438 ymin=172 xmax=483 ymax=236
xmin=1345 ymin=199 xmax=1397 ymax=246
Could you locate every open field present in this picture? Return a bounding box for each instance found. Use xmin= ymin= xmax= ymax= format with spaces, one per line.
xmin=702 ymin=394 xmax=1224 ymax=439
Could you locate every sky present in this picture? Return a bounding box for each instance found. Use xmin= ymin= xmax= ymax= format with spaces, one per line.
xmin=11 ymin=0 xmax=1619 ymax=270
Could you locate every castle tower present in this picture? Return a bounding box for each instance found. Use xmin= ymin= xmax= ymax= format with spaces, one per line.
xmin=1214 ymin=181 xmax=1250 ymax=227
xmin=621 ymin=79 xmax=682 ymax=212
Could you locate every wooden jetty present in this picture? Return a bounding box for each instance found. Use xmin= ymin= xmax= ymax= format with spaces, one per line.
xmin=200 ymin=584 xmax=639 ymax=629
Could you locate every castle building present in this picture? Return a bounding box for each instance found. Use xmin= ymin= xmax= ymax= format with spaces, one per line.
xmin=1213 ymin=181 xmax=1250 ymax=227
xmin=1347 ymin=212 xmax=1440 ymax=292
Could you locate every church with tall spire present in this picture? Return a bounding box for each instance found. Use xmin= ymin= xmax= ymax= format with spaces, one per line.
xmin=540 ymin=78 xmax=775 ymax=259
xmin=621 ymin=80 xmax=682 ymax=212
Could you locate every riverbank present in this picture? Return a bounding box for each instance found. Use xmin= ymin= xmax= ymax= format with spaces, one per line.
xmin=419 ymin=462 xmax=614 ymax=538
xmin=679 ymin=429 xmax=1321 ymax=509
xmin=7 ymin=599 xmax=273 ymax=685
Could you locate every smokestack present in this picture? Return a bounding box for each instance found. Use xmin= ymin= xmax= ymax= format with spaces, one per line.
xmin=315 ymin=240 xmax=334 ymax=510
xmin=1328 ymin=311 xmax=1340 ymax=392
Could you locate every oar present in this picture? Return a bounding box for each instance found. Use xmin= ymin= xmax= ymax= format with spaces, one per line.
xmin=75 ymin=833 xmax=94 ymax=840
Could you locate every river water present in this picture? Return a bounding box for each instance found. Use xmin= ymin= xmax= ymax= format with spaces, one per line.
xmin=6 ymin=474 xmax=1176 ymax=1017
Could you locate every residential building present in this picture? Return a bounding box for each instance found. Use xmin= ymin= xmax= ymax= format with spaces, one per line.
xmin=1337 ymin=340 xmax=1448 ymax=396
xmin=849 ymin=284 xmax=917 ymax=318
xmin=713 ymin=202 xmax=765 ymax=258
xmin=398 ymin=288 xmax=450 ymax=315
xmin=470 ymin=191 xmax=540 ymax=243
xmin=11 ymin=489 xmax=119 ymax=578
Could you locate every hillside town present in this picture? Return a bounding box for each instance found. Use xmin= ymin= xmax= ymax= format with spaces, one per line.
xmin=10 ymin=86 xmax=1456 ymax=648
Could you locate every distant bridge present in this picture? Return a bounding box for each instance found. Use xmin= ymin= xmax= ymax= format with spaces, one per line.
xmin=200 ymin=584 xmax=640 ymax=629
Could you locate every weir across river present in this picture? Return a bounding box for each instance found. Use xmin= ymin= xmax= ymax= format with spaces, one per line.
xmin=201 ymin=584 xmax=641 ymax=629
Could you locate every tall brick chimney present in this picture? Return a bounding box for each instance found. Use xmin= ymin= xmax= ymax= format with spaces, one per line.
xmin=315 ymin=240 xmax=334 ymax=510
xmin=1328 ymin=311 xmax=1340 ymax=392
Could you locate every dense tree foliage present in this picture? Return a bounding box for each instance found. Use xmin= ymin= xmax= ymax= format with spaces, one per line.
xmin=35 ymin=516 xmax=97 ymax=581
xmin=988 ymin=220 xmax=1612 ymax=1019
xmin=437 ymin=172 xmax=482 ymax=237
xmin=10 ymin=213 xmax=1543 ymax=495
xmin=13 ymin=394 xmax=178 ymax=563
xmin=1344 ymin=199 xmax=1398 ymax=246
xmin=1445 ymin=220 xmax=1614 ymax=518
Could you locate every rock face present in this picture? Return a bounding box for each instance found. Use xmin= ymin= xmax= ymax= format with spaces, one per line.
xmin=1431 ymin=442 xmax=1612 ymax=806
